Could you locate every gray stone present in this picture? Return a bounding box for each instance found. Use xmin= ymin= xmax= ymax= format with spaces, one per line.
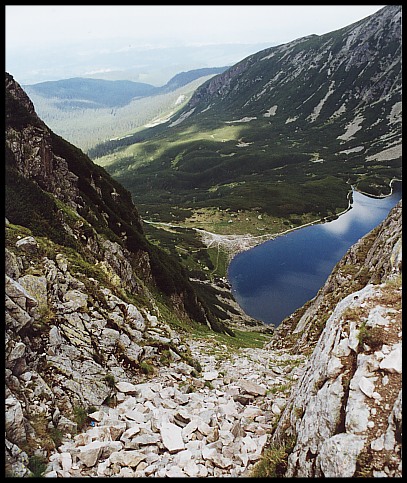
xmin=160 ymin=421 xmax=185 ymax=453
xmin=115 ymin=381 xmax=139 ymax=394
xmin=5 ymin=248 xmax=22 ymax=279
xmin=16 ymin=236 xmax=38 ymax=252
xmin=19 ymin=275 xmax=48 ymax=311
xmin=318 ymin=433 xmax=365 ymax=477
xmin=6 ymin=275 xmax=37 ymax=311
xmin=379 ymin=343 xmax=402 ymax=373
xmin=63 ymin=289 xmax=88 ymax=311
xmin=5 ymin=396 xmax=26 ymax=445
xmin=77 ymin=441 xmax=104 ymax=467
xmin=237 ymin=379 xmax=267 ymax=396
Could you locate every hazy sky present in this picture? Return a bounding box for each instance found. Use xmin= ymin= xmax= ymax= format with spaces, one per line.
xmin=6 ymin=5 xmax=385 ymax=48
xmin=5 ymin=5 xmax=386 ymax=85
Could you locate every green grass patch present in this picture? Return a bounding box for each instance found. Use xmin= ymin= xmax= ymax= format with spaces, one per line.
xmin=190 ymin=323 xmax=273 ymax=351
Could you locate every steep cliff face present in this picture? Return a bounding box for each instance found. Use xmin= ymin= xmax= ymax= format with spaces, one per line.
xmin=6 ymin=72 xmax=228 ymax=332
xmin=265 ymin=201 xmax=402 ymax=477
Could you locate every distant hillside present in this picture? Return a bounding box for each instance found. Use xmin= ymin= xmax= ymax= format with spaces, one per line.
xmin=24 ymin=67 xmax=228 ymax=109
xmin=160 ymin=67 xmax=229 ymax=92
xmin=23 ymin=67 xmax=228 ymax=152
xmin=24 ymin=78 xmax=157 ymax=108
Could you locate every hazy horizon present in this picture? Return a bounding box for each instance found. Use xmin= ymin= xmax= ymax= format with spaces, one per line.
xmin=6 ymin=5 xmax=385 ymax=85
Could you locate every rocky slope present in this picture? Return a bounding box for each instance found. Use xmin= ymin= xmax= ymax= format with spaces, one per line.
xmin=5 ymin=68 xmax=402 ymax=477
xmin=266 ymin=200 xmax=402 ymax=477
xmin=5 ymin=200 xmax=401 ymax=478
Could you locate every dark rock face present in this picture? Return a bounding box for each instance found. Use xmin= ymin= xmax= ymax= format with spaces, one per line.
xmin=5 ymin=72 xmax=222 ymax=331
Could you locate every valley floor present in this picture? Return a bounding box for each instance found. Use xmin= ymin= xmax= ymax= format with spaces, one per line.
xmin=44 ymin=335 xmax=306 ymax=477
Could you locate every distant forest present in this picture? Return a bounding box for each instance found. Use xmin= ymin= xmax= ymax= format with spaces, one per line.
xmin=24 ymin=69 xmax=228 ymax=153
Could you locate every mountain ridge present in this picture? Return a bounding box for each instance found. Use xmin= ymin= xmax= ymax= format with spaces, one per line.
xmin=23 ymin=67 xmax=229 ymax=109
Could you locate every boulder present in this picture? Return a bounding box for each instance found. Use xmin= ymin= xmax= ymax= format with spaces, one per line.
xmin=237 ymin=379 xmax=267 ymax=396
xmin=160 ymin=421 xmax=185 ymax=453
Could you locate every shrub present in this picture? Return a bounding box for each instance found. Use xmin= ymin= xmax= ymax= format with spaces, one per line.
xmin=140 ymin=361 xmax=155 ymax=376
xmin=159 ymin=349 xmax=172 ymax=366
xmin=104 ymin=373 xmax=116 ymax=388
xmin=358 ymin=322 xmax=386 ymax=351
xmin=28 ymin=454 xmax=48 ymax=478
xmin=204 ymin=380 xmax=214 ymax=390
xmin=49 ymin=427 xmax=64 ymax=448
xmin=73 ymin=406 xmax=90 ymax=432
xmin=251 ymin=445 xmax=289 ymax=478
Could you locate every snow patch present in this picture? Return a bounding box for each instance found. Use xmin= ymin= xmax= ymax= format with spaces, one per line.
xmin=145 ymin=113 xmax=174 ymax=128
xmin=236 ymin=141 xmax=253 ymax=148
xmin=169 ymin=108 xmax=196 ymax=127
xmin=225 ymin=117 xmax=257 ymax=124
xmin=366 ymin=144 xmax=402 ymax=162
xmin=261 ymin=51 xmax=276 ymax=61
xmin=308 ymin=81 xmax=335 ymax=122
xmin=174 ymin=95 xmax=186 ymax=106
xmin=200 ymin=104 xmax=212 ymax=113
xmin=330 ymin=103 xmax=346 ymax=119
xmin=285 ymin=116 xmax=298 ymax=124
xmin=337 ymin=114 xmax=364 ymax=142
xmin=339 ymin=146 xmax=364 ymax=155
xmin=263 ymin=105 xmax=278 ymax=117
xmin=388 ymin=101 xmax=402 ymax=124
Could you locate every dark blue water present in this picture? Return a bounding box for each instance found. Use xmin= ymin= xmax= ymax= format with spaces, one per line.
xmin=228 ymin=181 xmax=402 ymax=326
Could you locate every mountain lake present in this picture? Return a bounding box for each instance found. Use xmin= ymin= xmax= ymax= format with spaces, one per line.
xmin=228 ymin=180 xmax=402 ymax=327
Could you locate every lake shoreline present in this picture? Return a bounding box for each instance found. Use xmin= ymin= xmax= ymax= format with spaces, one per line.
xmin=227 ymin=179 xmax=402 ymax=326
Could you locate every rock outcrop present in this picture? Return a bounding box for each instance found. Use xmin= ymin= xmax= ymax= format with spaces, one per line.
xmin=5 ymin=72 xmax=229 ymax=336
xmin=5 ymin=229 xmax=203 ymax=473
xmin=266 ymin=200 xmax=402 ymax=478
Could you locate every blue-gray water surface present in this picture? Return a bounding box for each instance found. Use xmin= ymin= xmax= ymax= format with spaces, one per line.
xmin=228 ymin=181 xmax=402 ymax=326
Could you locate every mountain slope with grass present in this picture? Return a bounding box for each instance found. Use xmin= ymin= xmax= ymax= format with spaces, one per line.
xmin=94 ymin=5 xmax=401 ymax=241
